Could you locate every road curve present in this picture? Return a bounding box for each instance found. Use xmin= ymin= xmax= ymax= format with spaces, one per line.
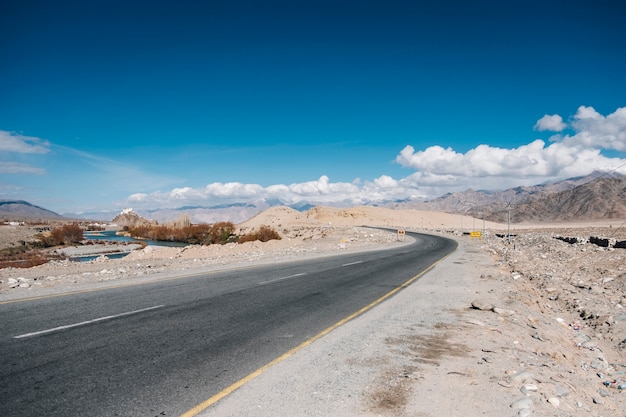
xmin=0 ymin=232 xmax=456 ymax=417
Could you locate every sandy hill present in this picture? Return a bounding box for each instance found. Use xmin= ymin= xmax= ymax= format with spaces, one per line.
xmin=237 ymin=205 xmax=504 ymax=232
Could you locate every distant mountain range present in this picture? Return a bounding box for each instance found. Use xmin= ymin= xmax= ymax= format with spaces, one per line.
xmin=3 ymin=171 xmax=625 ymax=224
xmin=390 ymin=171 xmax=626 ymax=223
xmin=0 ymin=200 xmax=64 ymax=220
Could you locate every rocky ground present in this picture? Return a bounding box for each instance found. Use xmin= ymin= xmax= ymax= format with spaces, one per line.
xmin=475 ymin=227 xmax=626 ymax=417
xmin=1 ymin=223 xmax=625 ymax=416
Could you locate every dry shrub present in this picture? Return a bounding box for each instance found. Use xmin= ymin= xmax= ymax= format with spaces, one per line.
xmin=60 ymin=223 xmax=83 ymax=244
xmin=238 ymin=225 xmax=281 ymax=244
xmin=0 ymin=246 xmax=63 ymax=269
xmin=38 ymin=223 xmax=84 ymax=247
xmin=126 ymin=222 xmax=235 ymax=245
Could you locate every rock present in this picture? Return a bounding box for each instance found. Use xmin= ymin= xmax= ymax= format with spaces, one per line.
xmin=511 ymin=370 xmax=533 ymax=383
xmin=510 ymin=398 xmax=533 ymax=409
xmin=590 ymin=357 xmax=609 ymax=370
xmin=493 ymin=307 xmax=516 ymax=316
xmin=547 ymin=397 xmax=560 ymax=407
xmin=470 ymin=299 xmax=494 ymax=311
xmin=520 ymin=384 xmax=538 ymax=395
xmin=554 ymin=384 xmax=570 ymax=397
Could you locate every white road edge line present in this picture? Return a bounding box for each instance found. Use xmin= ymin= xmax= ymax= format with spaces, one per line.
xmin=342 ymin=261 xmax=363 ymax=267
xmin=258 ymin=273 xmax=306 ymax=286
xmin=13 ymin=305 xmax=166 ymax=339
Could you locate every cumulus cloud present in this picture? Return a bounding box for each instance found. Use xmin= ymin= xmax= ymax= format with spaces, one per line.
xmin=534 ymin=114 xmax=567 ymax=132
xmin=561 ymin=105 xmax=626 ymax=151
xmin=124 ymin=105 xmax=626 ymax=209
xmin=0 ymin=130 xmax=50 ymax=154
xmin=396 ymin=105 xmax=626 ymax=188
xmin=128 ymin=176 xmax=374 ymax=208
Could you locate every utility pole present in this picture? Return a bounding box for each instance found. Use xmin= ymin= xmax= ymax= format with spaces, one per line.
xmin=482 ymin=212 xmax=485 ymax=235
xmin=507 ymin=203 xmax=511 ymax=244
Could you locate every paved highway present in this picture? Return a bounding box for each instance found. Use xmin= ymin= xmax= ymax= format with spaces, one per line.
xmin=0 ymin=232 xmax=456 ymax=417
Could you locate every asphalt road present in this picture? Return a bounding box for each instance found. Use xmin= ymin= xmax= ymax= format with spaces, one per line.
xmin=0 ymin=232 xmax=456 ymax=417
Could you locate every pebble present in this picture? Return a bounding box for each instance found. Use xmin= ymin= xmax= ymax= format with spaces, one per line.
xmin=590 ymin=357 xmax=608 ymax=370
xmin=554 ymin=384 xmax=570 ymax=397
xmin=511 ymin=370 xmax=533 ymax=383
xmin=520 ymin=384 xmax=538 ymax=395
xmin=510 ymin=398 xmax=533 ymax=409
xmin=547 ymin=397 xmax=560 ymax=407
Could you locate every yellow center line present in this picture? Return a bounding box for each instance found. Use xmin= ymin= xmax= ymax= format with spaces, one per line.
xmin=180 ymin=250 xmax=454 ymax=417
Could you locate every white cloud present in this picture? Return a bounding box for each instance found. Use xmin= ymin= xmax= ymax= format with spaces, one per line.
xmin=0 ymin=161 xmax=46 ymax=175
xmin=397 ymin=106 xmax=626 ymax=186
xmin=128 ymin=176 xmax=366 ymax=208
xmin=559 ymin=105 xmax=626 ymax=151
xmin=395 ymin=140 xmax=564 ymax=177
xmin=534 ymin=114 xmax=567 ymax=132
xmin=123 ymin=105 xmax=626 ymax=209
xmin=0 ymin=131 xmax=50 ymax=154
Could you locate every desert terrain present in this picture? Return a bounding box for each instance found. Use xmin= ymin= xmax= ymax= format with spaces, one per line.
xmin=1 ymin=206 xmax=625 ymax=417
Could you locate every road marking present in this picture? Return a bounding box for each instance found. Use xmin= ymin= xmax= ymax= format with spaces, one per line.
xmin=179 ymin=249 xmax=456 ymax=417
xmin=13 ymin=305 xmax=165 ymax=339
xmin=258 ymin=273 xmax=306 ymax=286
xmin=342 ymin=261 xmax=363 ymax=266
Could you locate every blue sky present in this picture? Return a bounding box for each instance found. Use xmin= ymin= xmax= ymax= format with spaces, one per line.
xmin=1 ymin=0 xmax=625 ymax=215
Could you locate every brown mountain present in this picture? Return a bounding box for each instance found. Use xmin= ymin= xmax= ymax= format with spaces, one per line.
xmin=505 ymin=176 xmax=626 ymax=223
xmin=391 ymin=171 xmax=625 ymax=223
xmin=0 ymin=200 xmax=65 ymax=220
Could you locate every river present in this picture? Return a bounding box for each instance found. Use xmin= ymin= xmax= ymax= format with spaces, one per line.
xmin=83 ymin=230 xmax=188 ymax=248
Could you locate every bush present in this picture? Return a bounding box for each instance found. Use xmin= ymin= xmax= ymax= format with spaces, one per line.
xmin=37 ymin=223 xmax=84 ymax=246
xmin=238 ymin=225 xmax=281 ymax=244
xmin=209 ymin=222 xmax=236 ymax=245
xmin=0 ymin=244 xmax=64 ymax=268
xmin=61 ymin=223 xmax=83 ymax=244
